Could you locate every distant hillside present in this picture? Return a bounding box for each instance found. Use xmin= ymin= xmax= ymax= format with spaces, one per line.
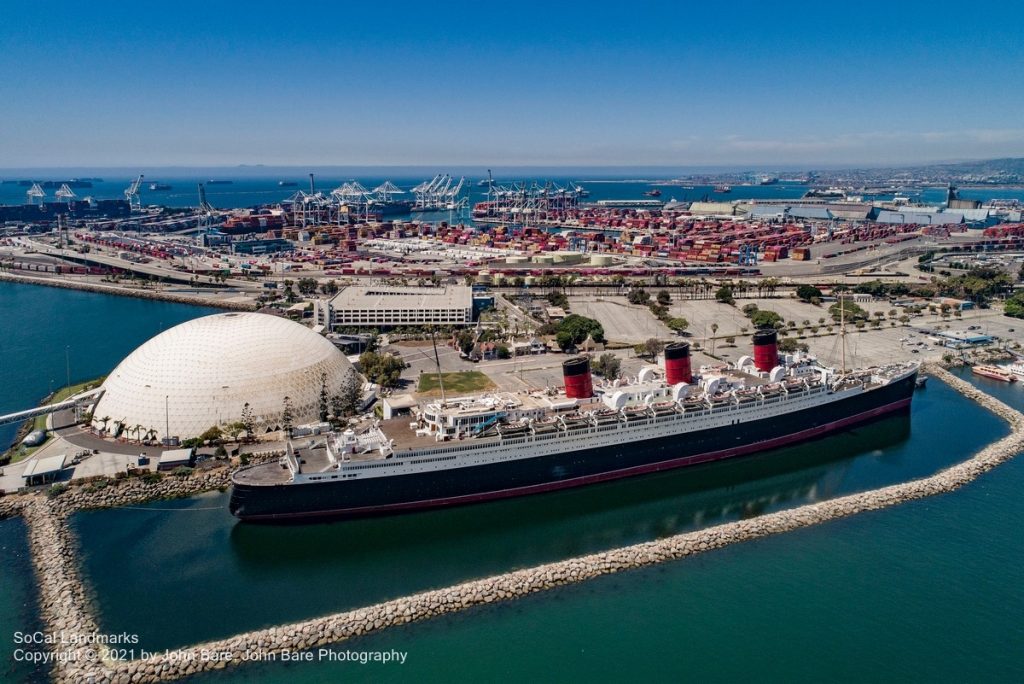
xmin=831 ymin=157 xmax=1024 ymax=185
xmin=921 ymin=158 xmax=1024 ymax=175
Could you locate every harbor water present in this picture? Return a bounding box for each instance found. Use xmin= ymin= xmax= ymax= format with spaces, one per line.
xmin=5 ymin=172 xmax=1017 ymax=215
xmin=0 ymin=517 xmax=44 ymax=683
xmin=2 ymin=281 xmax=1023 ymax=681
xmin=0 ymin=281 xmax=223 ymax=451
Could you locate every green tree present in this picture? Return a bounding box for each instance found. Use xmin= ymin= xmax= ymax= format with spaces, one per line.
xmin=591 ymin=353 xmax=621 ymax=380
xmin=778 ymin=337 xmax=800 ymax=353
xmin=281 ymin=396 xmax=295 ymax=437
xmin=297 ymin=277 xmax=319 ymax=295
xmin=336 ymin=369 xmax=362 ymax=416
xmin=1005 ymin=291 xmax=1024 ymax=318
xmin=318 ymin=373 xmax=329 ymax=422
xmin=627 ymin=288 xmax=650 ymax=305
xmin=556 ymin=315 xmax=605 ymax=349
xmin=715 ymin=286 xmax=734 ymax=305
xmin=240 ymin=402 xmax=255 ymax=440
xmin=455 ymin=329 xmax=476 ymax=355
xmin=829 ymin=300 xmax=867 ymax=322
xmin=546 ymin=291 xmax=569 ymax=308
xmin=359 ymin=352 xmax=406 ymax=388
xmin=656 ymin=290 xmax=672 ymax=305
xmin=796 ymin=284 xmax=822 ymax=302
xmin=666 ymin=317 xmax=689 ymax=333
xmin=751 ymin=309 xmax=783 ymax=329
xmin=634 ymin=338 xmax=665 ymax=360
xmin=741 ymin=303 xmax=759 ymax=318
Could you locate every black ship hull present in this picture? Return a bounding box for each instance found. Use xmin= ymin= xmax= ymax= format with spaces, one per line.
xmin=230 ymin=372 xmax=917 ymax=521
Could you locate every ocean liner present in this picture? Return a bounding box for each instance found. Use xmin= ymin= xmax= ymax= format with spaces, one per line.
xmin=230 ymin=330 xmax=918 ymax=521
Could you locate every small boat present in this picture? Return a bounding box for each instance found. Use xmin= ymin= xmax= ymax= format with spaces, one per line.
xmin=278 ymin=181 xmax=298 ymax=187
xmin=971 ymin=364 xmax=1016 ymax=382
xmin=643 ymin=188 xmax=662 ymax=197
xmin=915 ymin=375 xmax=928 ymax=388
xmin=148 ymin=183 xmax=172 ymax=191
xmin=713 ymin=184 xmax=731 ymax=193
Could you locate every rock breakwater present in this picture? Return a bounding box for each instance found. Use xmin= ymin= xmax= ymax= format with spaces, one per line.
xmin=0 ymin=271 xmax=254 ymax=311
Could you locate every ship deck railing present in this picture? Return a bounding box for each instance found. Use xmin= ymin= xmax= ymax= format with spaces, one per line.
xmin=385 ymin=384 xmax=832 ymax=461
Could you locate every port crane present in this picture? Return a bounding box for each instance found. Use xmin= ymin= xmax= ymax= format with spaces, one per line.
xmin=196 ymin=183 xmax=215 ymax=234
xmin=26 ymin=182 xmax=46 ymax=204
xmin=412 ymin=174 xmax=467 ymax=211
xmin=55 ymin=183 xmax=77 ymax=204
xmin=124 ymin=174 xmax=144 ymax=211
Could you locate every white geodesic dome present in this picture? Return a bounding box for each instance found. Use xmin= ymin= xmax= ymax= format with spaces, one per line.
xmin=91 ymin=312 xmax=353 ymax=441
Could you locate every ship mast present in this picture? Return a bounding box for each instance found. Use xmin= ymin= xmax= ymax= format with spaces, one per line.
xmin=840 ymin=291 xmax=847 ymax=375
xmin=431 ymin=328 xmax=447 ymax=408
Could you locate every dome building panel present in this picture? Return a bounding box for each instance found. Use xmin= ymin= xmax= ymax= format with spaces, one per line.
xmin=91 ymin=313 xmax=354 ymax=441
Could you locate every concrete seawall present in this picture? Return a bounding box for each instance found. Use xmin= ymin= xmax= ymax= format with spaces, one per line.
xmin=0 ymin=271 xmax=254 ymax=311
xmin=9 ymin=365 xmax=1024 ymax=683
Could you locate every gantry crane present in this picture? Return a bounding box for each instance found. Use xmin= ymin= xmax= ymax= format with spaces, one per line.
xmin=124 ymin=174 xmax=144 ymax=211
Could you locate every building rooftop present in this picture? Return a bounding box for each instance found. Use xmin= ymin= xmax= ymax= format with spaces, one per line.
xmin=22 ymin=453 xmax=66 ymax=480
xmin=330 ymin=285 xmax=472 ymax=310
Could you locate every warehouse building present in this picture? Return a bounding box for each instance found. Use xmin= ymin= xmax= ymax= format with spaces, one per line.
xmin=315 ymin=285 xmax=474 ymax=329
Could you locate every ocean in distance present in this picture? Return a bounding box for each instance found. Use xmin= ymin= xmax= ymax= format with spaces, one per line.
xmin=5 ymin=168 xmax=1021 ymax=212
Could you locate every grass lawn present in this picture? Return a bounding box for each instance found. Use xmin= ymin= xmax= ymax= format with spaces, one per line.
xmin=6 ymin=377 xmax=104 ymax=463
xmin=418 ymin=371 xmax=495 ymax=394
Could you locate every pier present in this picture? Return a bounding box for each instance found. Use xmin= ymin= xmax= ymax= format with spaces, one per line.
xmin=0 ymin=388 xmax=102 ymax=428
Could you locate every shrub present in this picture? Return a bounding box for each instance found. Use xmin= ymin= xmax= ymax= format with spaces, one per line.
xmin=141 ymin=472 xmax=164 ymax=484
xmin=592 ymin=353 xmax=622 ymax=380
xmin=47 ymin=483 xmax=69 ymax=499
xmin=171 ymin=466 xmax=194 ymax=477
xmin=796 ymin=284 xmax=822 ymax=302
xmin=751 ymin=309 xmax=783 ymax=329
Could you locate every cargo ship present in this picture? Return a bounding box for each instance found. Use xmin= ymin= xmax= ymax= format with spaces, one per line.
xmin=230 ymin=331 xmax=919 ymax=521
xmin=971 ymin=364 xmax=1015 ymax=382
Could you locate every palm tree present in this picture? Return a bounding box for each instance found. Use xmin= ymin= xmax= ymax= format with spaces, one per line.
xmin=710 ymin=323 xmax=719 ymax=355
xmin=99 ymin=416 xmax=110 ymax=434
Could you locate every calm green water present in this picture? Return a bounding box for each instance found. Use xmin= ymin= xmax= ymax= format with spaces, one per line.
xmin=0 ymin=518 xmax=45 ymax=683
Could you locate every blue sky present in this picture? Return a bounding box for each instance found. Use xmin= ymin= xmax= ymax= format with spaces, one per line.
xmin=2 ymin=0 xmax=1023 ymax=167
